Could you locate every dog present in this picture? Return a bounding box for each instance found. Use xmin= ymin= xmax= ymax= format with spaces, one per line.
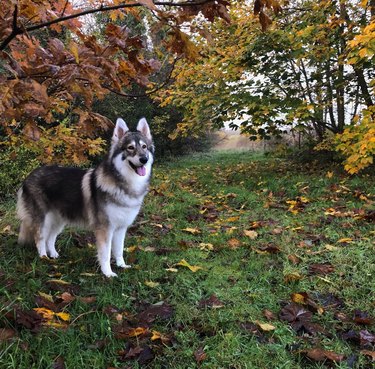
xmin=16 ymin=117 xmax=154 ymax=277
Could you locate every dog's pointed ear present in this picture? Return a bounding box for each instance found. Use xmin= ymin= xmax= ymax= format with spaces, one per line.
xmin=113 ymin=118 xmax=129 ymax=142
xmin=137 ymin=117 xmax=152 ymax=140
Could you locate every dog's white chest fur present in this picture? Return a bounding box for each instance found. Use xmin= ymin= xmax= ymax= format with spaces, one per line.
xmin=106 ymin=202 xmax=141 ymax=228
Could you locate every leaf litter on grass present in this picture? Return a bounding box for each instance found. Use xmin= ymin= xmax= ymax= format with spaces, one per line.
xmin=0 ymin=152 xmax=374 ymax=368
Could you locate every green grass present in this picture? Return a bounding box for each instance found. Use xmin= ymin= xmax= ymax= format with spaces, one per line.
xmin=0 ymin=151 xmax=374 ymax=369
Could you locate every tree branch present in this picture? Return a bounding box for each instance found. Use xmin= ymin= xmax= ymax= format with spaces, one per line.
xmin=0 ymin=5 xmax=22 ymax=51
xmin=0 ymin=0 xmax=216 ymax=51
xmin=104 ymin=56 xmax=182 ymax=98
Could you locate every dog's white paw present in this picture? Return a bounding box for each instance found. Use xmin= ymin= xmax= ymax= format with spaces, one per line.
xmin=49 ymin=251 xmax=59 ymax=259
xmin=103 ymin=270 xmax=118 ymax=278
xmin=116 ymin=258 xmax=131 ymax=269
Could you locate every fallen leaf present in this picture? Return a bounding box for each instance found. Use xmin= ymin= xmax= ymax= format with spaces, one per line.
xmin=288 ymin=254 xmax=301 ymax=264
xmin=284 ymin=272 xmax=302 ymax=283
xmin=255 ymin=320 xmax=276 ymax=331
xmin=360 ymin=350 xmax=375 ymax=360
xmin=353 ymin=310 xmax=374 ymax=326
xmin=359 ymin=330 xmax=375 ymax=348
xmin=291 ymin=292 xmax=309 ymax=305
xmin=303 ymin=348 xmax=345 ymax=363
xmin=199 ymin=243 xmax=214 ymax=251
xmin=198 ymin=295 xmax=225 ymax=309
xmin=263 ymin=309 xmax=276 ymax=321
xmin=228 ymin=238 xmax=242 ymax=249
xmin=194 ymin=347 xmax=207 ymax=364
xmin=182 ymin=227 xmax=201 ymax=234
xmin=308 ymin=263 xmax=335 ymax=275
xmin=244 ymin=230 xmax=258 ymax=239
xmin=176 ymin=259 xmax=202 ymax=272
xmin=337 ymin=237 xmax=353 ymax=244
xmin=144 ymin=281 xmax=160 ymax=288
xmin=253 ymin=244 xmax=281 ymax=254
xmin=0 ymin=328 xmax=17 ymax=341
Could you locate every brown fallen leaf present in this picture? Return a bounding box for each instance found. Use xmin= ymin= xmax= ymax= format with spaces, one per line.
xmin=263 ymin=309 xmax=276 ymax=321
xmin=353 ymin=310 xmax=374 ymax=326
xmin=303 ymin=348 xmax=345 ymax=363
xmin=253 ymin=244 xmax=281 ymax=254
xmin=308 ymin=263 xmax=335 ymax=275
xmin=194 ymin=347 xmax=207 ymax=364
xmin=360 ymin=350 xmax=375 ymax=361
xmin=228 ymin=238 xmax=242 ymax=249
xmin=288 ymin=254 xmax=301 ymax=265
xmin=0 ymin=328 xmax=17 ymax=341
xmin=198 ymin=295 xmax=225 ymax=309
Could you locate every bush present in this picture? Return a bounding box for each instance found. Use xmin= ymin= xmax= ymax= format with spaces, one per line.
xmin=0 ymin=147 xmax=40 ymax=199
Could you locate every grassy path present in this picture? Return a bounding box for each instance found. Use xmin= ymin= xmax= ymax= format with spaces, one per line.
xmin=0 ymin=152 xmax=374 ymax=368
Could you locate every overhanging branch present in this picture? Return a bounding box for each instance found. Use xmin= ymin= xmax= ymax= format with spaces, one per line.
xmin=0 ymin=0 xmax=216 ymax=51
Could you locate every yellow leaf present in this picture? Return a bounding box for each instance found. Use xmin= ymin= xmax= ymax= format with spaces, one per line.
xmin=325 ymin=244 xmax=339 ymax=251
xmin=199 ymin=243 xmax=214 ymax=251
xmin=255 ymin=320 xmax=276 ymax=331
xmin=127 ymin=327 xmax=147 ymax=337
xmin=227 ymin=216 xmax=240 ymax=222
xmin=326 ymin=171 xmax=334 ymax=178
xmin=126 ymin=246 xmax=138 ymax=253
xmin=291 ymin=293 xmax=307 ymax=304
xmin=244 ymin=230 xmax=258 ymax=239
xmin=33 ymin=307 xmax=54 ymax=320
xmin=337 ymin=238 xmax=353 ymax=244
xmin=176 ymin=259 xmax=202 ymax=272
xmin=70 ymin=42 xmax=79 ymax=63
xmin=151 ymin=330 xmax=162 ymax=341
xmin=284 ymin=272 xmax=302 ymax=283
xmin=47 ymin=279 xmax=70 ymax=285
xmin=144 ymin=281 xmax=160 ymax=288
xmin=55 ymin=312 xmax=70 ymax=322
xmin=182 ymin=227 xmax=201 ymax=234
xmin=38 ymin=292 xmax=54 ymax=303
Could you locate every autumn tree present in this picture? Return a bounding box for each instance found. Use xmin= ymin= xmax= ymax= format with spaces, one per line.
xmin=160 ymin=0 xmax=374 ymax=172
xmin=0 ymin=0 xmax=231 ymax=164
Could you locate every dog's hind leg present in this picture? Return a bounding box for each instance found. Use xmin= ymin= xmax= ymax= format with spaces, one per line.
xmin=18 ymin=220 xmax=35 ymax=245
xmin=112 ymin=227 xmax=131 ymax=269
xmin=96 ymin=228 xmax=117 ymax=277
xmin=35 ymin=213 xmax=55 ymax=258
xmin=46 ymin=221 xmax=64 ymax=259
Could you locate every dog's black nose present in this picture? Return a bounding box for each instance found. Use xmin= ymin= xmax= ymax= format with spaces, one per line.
xmin=139 ymin=156 xmax=148 ymax=165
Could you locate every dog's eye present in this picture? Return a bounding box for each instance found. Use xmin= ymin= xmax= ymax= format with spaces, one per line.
xmin=127 ymin=145 xmax=135 ymax=151
xmin=142 ymin=144 xmax=147 ymax=149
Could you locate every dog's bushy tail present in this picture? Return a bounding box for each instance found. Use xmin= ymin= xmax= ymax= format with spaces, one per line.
xmin=16 ymin=188 xmax=35 ymax=244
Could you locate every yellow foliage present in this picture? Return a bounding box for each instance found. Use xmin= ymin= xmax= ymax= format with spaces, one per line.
xmin=335 ymin=107 xmax=375 ymax=174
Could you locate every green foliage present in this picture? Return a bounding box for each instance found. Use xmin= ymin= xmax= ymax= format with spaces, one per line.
xmin=0 ymin=147 xmax=40 ymax=199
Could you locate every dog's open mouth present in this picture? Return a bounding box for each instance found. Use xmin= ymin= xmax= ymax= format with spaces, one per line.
xmin=129 ymin=162 xmax=146 ymax=176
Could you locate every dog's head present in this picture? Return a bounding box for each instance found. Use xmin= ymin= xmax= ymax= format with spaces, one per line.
xmin=111 ymin=117 xmax=154 ymax=177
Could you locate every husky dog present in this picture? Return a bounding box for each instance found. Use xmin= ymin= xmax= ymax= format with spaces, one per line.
xmin=16 ymin=117 xmax=154 ymax=277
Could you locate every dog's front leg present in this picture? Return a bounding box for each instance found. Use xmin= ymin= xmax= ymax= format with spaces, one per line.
xmin=96 ymin=228 xmax=117 ymax=277
xmin=112 ymin=227 xmax=131 ymax=269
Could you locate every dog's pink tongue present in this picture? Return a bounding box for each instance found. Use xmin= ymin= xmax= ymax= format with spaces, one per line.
xmin=136 ymin=166 xmax=146 ymax=176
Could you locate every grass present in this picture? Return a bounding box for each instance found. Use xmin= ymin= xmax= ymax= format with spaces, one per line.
xmin=0 ymin=151 xmax=374 ymax=369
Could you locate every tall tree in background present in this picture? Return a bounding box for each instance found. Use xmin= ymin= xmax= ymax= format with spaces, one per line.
xmin=160 ymin=0 xmax=374 ymax=172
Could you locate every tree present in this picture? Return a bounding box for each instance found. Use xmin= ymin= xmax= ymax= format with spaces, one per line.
xmin=160 ymin=0 xmax=374 ymax=172
xmin=0 ymin=0 xmax=231 ymax=163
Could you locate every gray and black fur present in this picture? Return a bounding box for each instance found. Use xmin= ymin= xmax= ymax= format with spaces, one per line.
xmin=17 ymin=117 xmax=154 ymax=277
